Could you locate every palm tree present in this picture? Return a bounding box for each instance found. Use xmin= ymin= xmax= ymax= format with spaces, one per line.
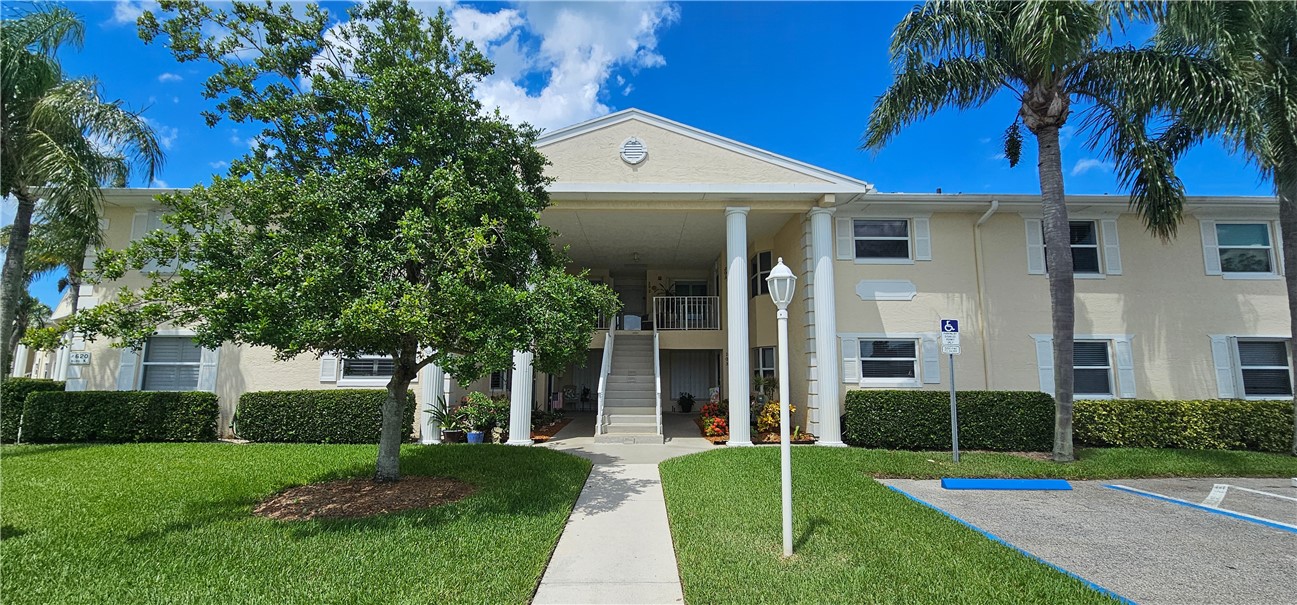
xmin=1152 ymin=1 xmax=1297 ymax=455
xmin=0 ymin=213 xmax=96 ymax=365
xmin=1 ymin=5 xmax=163 ymax=376
xmin=864 ymin=1 xmax=1247 ymax=461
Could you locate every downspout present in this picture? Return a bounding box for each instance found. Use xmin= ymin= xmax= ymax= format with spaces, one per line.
xmin=974 ymin=200 xmax=999 ymax=389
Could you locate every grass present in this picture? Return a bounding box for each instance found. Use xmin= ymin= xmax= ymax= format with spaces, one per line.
xmin=659 ymin=446 xmax=1297 ymax=605
xmin=0 ymin=443 xmax=591 ymax=605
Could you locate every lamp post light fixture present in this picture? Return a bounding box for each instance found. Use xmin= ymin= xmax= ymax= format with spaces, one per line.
xmin=765 ymin=257 xmax=796 ymax=557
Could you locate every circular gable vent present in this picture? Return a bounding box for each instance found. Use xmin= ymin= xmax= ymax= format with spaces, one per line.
xmin=620 ymin=136 xmax=647 ymax=165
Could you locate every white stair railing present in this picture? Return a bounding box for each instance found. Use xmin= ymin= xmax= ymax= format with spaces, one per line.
xmin=596 ymin=325 xmax=615 ymax=435
xmin=652 ymin=296 xmax=721 ymax=330
xmin=653 ymin=330 xmax=662 ymax=436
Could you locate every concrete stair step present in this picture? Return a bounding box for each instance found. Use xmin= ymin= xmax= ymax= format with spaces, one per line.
xmin=603 ymin=424 xmax=662 ymax=435
xmin=604 ymin=406 xmax=655 ymax=415
xmin=594 ymin=433 xmax=665 ymax=445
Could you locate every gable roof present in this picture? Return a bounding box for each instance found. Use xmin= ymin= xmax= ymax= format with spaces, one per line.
xmin=535 ymin=108 xmax=875 ymax=194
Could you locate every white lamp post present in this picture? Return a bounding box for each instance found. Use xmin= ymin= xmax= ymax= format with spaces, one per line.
xmin=765 ymin=257 xmax=796 ymax=557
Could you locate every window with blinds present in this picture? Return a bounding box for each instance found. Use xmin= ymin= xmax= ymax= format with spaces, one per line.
xmin=860 ymin=339 xmax=917 ymax=379
xmin=1073 ymin=341 xmax=1113 ymax=395
xmin=1216 ymin=223 xmax=1275 ymax=274
xmin=854 ymin=220 xmax=910 ymax=260
xmin=1236 ymin=340 xmax=1292 ymax=396
xmin=341 ymin=357 xmax=395 ymax=378
xmin=141 ymin=336 xmax=202 ymax=391
xmin=490 ymin=369 xmax=513 ymax=391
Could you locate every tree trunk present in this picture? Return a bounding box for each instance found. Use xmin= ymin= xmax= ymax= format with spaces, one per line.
xmin=376 ymin=349 xmax=417 ymax=481
xmin=1035 ymin=125 xmax=1077 ymax=462
xmin=0 ymin=186 xmax=37 ymax=378
xmin=1278 ymin=178 xmax=1297 ymax=457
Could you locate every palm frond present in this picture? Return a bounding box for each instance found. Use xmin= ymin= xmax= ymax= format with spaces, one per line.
xmin=863 ymin=56 xmax=1008 ymax=151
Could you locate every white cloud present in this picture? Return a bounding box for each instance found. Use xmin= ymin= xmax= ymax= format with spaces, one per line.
xmin=1059 ymin=124 xmax=1076 ymax=150
xmin=209 ymin=161 xmax=229 ymax=170
xmin=151 ymin=179 xmax=169 ymax=188
xmin=158 ymin=73 xmax=183 ymax=83
xmin=143 ymin=118 xmax=178 ymax=150
xmin=112 ymin=1 xmax=159 ymax=25
xmin=1071 ymin=158 xmax=1111 ymax=176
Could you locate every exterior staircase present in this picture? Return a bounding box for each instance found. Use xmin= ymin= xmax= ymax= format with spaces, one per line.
xmin=596 ymin=334 xmax=663 ymax=444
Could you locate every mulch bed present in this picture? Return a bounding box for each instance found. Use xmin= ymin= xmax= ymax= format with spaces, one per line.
xmin=253 ymin=476 xmax=477 ymax=521
xmin=693 ymin=415 xmax=817 ymax=446
xmin=530 ymin=417 xmax=574 ymax=442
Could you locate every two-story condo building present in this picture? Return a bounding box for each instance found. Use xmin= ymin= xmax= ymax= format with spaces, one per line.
xmin=13 ymin=109 xmax=1291 ymax=445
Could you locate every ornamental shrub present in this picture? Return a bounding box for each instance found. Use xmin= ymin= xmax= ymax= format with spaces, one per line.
xmin=235 ymin=389 xmax=415 ymax=443
xmin=755 ymin=402 xmax=796 ymax=433
xmin=1074 ymin=398 xmax=1293 ymax=452
xmin=21 ymin=390 xmax=218 ymax=443
xmin=1 ymin=378 xmax=65 ymax=443
xmin=703 ymin=416 xmax=728 ymax=437
xmin=699 ymin=402 xmax=725 ymax=420
xmin=843 ymin=390 xmax=1054 ymax=451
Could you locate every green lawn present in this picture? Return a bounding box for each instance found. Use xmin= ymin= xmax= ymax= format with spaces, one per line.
xmin=659 ymin=446 xmax=1297 ymax=605
xmin=0 ymin=443 xmax=591 ymax=604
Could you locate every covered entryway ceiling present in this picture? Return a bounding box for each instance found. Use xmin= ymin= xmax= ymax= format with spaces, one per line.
xmin=543 ymin=209 xmax=794 ymax=271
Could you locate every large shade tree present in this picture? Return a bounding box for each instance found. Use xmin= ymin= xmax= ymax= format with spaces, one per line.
xmin=864 ymin=0 xmax=1247 ymax=461
xmin=74 ymin=0 xmax=619 ymax=480
xmin=1152 ymin=0 xmax=1297 ymax=454
xmin=0 ymin=5 xmax=162 ymax=377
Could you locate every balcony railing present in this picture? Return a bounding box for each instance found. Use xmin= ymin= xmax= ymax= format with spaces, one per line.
xmin=653 ymin=296 xmax=721 ymax=330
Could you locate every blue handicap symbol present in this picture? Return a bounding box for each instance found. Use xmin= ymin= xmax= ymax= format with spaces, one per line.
xmin=941 ymin=320 xmax=959 ymax=332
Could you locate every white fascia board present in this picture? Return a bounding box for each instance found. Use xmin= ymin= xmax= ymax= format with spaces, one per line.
xmin=534 ymin=108 xmax=875 ymax=190
xmin=546 ymin=182 xmax=870 ymax=196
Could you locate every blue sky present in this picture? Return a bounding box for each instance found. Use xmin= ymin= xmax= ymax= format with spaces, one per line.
xmin=7 ymin=1 xmax=1271 ymax=308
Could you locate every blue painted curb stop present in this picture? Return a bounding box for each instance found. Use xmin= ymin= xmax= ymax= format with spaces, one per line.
xmin=941 ymin=478 xmax=1072 ymax=490
xmin=885 ymin=484 xmax=1136 ymax=605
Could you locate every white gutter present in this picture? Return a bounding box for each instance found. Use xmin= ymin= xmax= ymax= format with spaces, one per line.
xmin=973 ymin=200 xmax=999 ymax=389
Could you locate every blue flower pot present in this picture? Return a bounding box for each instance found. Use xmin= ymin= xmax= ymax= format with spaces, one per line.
xmin=467 ymin=430 xmax=485 ymax=444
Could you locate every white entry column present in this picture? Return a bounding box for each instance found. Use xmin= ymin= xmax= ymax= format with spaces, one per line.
xmin=809 ymin=207 xmax=845 ymax=446
xmin=419 ymin=361 xmax=447 ymax=445
xmin=725 ymin=207 xmax=753 ymax=446
xmin=507 ymin=350 xmax=535 ymax=445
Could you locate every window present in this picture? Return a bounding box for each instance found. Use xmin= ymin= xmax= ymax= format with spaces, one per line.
xmin=490 ymin=369 xmax=513 ymax=391
xmin=1236 ymin=340 xmax=1292 ymax=396
xmin=1068 ymin=221 xmax=1101 ymax=274
xmin=854 ymin=220 xmax=910 ymax=261
xmin=754 ymin=346 xmax=776 ymax=379
xmin=1027 ymin=218 xmax=1120 ymax=276
xmin=140 ymin=336 xmax=201 ymax=391
xmin=1217 ymin=223 xmax=1275 ymax=274
xmin=1073 ymin=341 xmax=1113 ymax=396
xmin=342 ymin=356 xmax=394 ymax=379
xmin=674 ymin=281 xmax=707 ymax=297
xmin=860 ymin=339 xmax=917 ymax=379
xmin=750 ymin=251 xmax=772 ymax=297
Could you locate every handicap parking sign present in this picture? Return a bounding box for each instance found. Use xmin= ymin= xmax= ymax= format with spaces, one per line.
xmin=941 ymin=319 xmax=959 ymax=333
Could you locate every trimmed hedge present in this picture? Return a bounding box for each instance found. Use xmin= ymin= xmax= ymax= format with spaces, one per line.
xmin=21 ymin=391 xmax=218 ymax=443
xmin=234 ymin=389 xmax=416 ymax=443
xmin=1 ymin=378 xmax=65 ymax=443
xmin=1075 ymin=398 xmax=1293 ymax=453
xmin=843 ymin=390 xmax=1054 ymax=452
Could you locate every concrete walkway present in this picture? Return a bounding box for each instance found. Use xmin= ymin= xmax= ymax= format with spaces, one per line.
xmin=532 ymin=412 xmax=712 ymax=605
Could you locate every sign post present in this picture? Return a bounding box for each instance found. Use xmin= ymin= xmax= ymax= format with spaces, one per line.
xmin=941 ymin=320 xmax=961 ymax=462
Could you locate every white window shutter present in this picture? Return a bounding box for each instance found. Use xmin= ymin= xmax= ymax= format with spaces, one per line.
xmin=1209 ymin=336 xmax=1236 ymax=398
xmin=117 ymin=348 xmax=140 ymax=391
xmin=913 ymin=217 xmax=932 ymax=261
xmin=920 ymin=334 xmax=941 ymax=383
xmin=320 ymin=353 xmax=338 ymax=382
xmin=1200 ymin=220 xmax=1222 ymax=275
xmin=1025 ymin=219 xmax=1046 ymax=275
xmin=835 ymin=218 xmax=854 ymax=260
xmin=1100 ymin=219 xmax=1122 ymax=275
xmin=1273 ymin=222 xmax=1285 ymax=276
xmin=197 ymin=347 xmax=220 ymax=392
xmin=131 ymin=211 xmax=150 ymax=241
xmin=1113 ymin=338 xmax=1136 ymax=398
xmin=840 ymin=337 xmax=859 ymax=383
xmin=1034 ymin=336 xmax=1055 ymax=395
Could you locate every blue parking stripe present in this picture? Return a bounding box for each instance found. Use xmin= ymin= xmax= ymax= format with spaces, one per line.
xmin=884 ymin=484 xmax=1137 ymax=605
xmin=1104 ymin=484 xmax=1297 ymax=535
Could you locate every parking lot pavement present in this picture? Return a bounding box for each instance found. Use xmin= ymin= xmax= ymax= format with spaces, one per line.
xmin=881 ymin=478 xmax=1297 ymax=605
xmin=1109 ymin=477 xmax=1296 ymax=527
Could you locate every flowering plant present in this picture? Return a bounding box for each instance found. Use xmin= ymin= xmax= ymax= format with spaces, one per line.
xmin=703 ymin=416 xmax=729 ymax=437
xmin=755 ymin=402 xmax=796 ymax=433
xmin=699 ymin=402 xmax=725 ymax=419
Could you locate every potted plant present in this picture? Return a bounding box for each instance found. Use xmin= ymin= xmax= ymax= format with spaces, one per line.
xmin=676 ymin=392 xmax=696 ymax=413
xmin=426 ymin=397 xmax=466 ymax=443
xmin=461 ymin=392 xmax=493 ymax=443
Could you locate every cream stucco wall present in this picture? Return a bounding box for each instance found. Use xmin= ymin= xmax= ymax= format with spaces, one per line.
xmin=829 ymin=204 xmax=1287 ymax=410
xmin=538 ymin=119 xmax=831 ymax=185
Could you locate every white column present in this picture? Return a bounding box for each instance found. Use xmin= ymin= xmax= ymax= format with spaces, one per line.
xmin=11 ymin=344 xmax=29 ymax=377
xmin=725 ymin=207 xmax=753 ymax=446
xmin=809 ymin=207 xmax=845 ymax=446
xmin=506 ymin=350 xmax=535 ymax=445
xmin=419 ymin=362 xmax=447 ymax=445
